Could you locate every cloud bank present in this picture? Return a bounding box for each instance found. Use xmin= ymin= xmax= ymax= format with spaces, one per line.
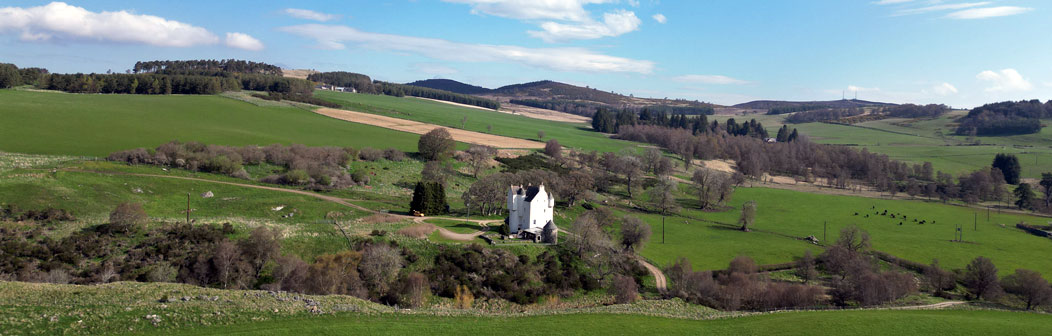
xmin=279 ymin=24 xmax=654 ymax=73
xmin=0 ymin=2 xmax=218 ymax=47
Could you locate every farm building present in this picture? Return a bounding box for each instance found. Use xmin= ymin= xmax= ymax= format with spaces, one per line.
xmin=506 ymin=184 xmax=557 ymax=243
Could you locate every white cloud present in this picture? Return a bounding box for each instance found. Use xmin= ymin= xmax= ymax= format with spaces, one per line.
xmin=946 ymin=6 xmax=1032 ymax=19
xmin=283 ymin=8 xmax=340 ymax=22
xmin=443 ymin=0 xmax=610 ymax=22
xmin=652 ymin=13 xmax=666 ymax=24
xmin=224 ymin=32 xmax=263 ymax=51
xmin=529 ymin=9 xmax=641 ymax=42
xmin=628 ymin=0 xmax=640 ymax=7
xmin=0 ymin=2 xmax=218 ymax=47
xmin=444 ymin=0 xmax=640 ymax=41
xmin=279 ymin=24 xmax=654 ymax=73
xmin=847 ymin=85 xmax=880 ymax=92
xmin=673 ymin=74 xmax=748 ymax=85
xmin=873 ymin=0 xmax=915 ymax=5
xmin=977 ymin=69 xmax=1032 ymax=92
xmin=412 ymin=63 xmax=459 ymax=75
xmin=893 ymin=2 xmax=989 ymax=16
xmin=932 ymin=82 xmax=958 ymax=96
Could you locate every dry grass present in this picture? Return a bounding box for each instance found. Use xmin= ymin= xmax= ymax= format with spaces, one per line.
xmin=358 ymin=213 xmax=405 ymax=224
xmin=396 ymin=223 xmax=437 ymax=238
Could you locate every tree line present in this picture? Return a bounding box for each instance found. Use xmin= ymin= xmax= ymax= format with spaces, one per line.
xmin=41 ymin=72 xmax=313 ymax=96
xmin=882 ymin=104 xmax=949 ymax=118
xmin=306 ymin=71 xmax=501 ymax=110
xmin=956 ymin=100 xmax=1051 ymax=136
xmin=133 ymin=59 xmax=282 ymax=75
xmin=766 ymin=104 xmax=830 ymax=115
xmin=593 ymin=109 xmax=769 ymax=139
xmin=784 ymin=108 xmax=865 ymax=124
xmin=0 ymin=63 xmax=49 ymax=88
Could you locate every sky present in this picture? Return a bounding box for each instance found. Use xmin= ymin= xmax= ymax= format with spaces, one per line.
xmin=1 ymin=0 xmax=1049 ymax=108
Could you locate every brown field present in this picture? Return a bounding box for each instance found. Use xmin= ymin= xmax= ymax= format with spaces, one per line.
xmin=497 ymin=103 xmax=592 ymax=123
xmin=281 ymin=69 xmax=318 ymax=79
xmin=313 ymin=108 xmax=545 ymax=149
xmin=411 ymin=97 xmax=496 ymax=111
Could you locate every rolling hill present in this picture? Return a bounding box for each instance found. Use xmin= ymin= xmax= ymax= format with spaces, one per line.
xmin=733 ymin=99 xmax=896 ymax=110
xmin=404 ymin=78 xmax=492 ymax=95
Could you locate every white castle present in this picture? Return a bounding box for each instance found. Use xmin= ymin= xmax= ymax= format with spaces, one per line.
xmin=506 ymin=184 xmax=557 ymax=242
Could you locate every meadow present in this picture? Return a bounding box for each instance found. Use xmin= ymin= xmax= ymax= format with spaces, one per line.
xmin=630 ymin=185 xmax=1052 ymax=275
xmin=711 ymin=112 xmax=1052 ymax=178
xmin=314 ymin=90 xmax=642 ymax=153
xmin=176 ymin=308 xmax=1051 ymax=336
xmin=0 ymin=90 xmax=424 ymax=157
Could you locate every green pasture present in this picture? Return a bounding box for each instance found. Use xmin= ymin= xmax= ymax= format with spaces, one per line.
xmin=0 ymin=89 xmax=422 ymax=157
xmin=178 ymin=309 xmax=1051 ymax=336
xmin=640 ymin=186 xmax=1052 ymax=275
xmin=314 ymin=90 xmax=641 ymax=153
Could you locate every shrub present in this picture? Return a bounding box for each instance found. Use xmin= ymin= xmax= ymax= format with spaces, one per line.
xmin=610 ymin=275 xmax=639 ymax=304
xmin=284 ymin=169 xmax=310 ymax=185
xmin=351 ymin=170 xmax=370 ymax=185
xmin=106 ymin=202 xmax=147 ymax=233
xmin=359 ymin=147 xmax=383 ymax=161
xmin=453 ymin=284 xmax=474 ymax=309
xmin=359 ymin=244 xmax=403 ymax=299
xmin=383 ymin=148 xmax=406 ymax=162
xmin=398 ymin=272 xmax=430 ymax=308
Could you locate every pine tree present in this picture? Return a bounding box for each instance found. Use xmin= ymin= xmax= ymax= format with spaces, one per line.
xmin=788 ymin=129 xmax=799 ymax=142
xmin=776 ymin=125 xmax=789 ymax=142
xmin=1015 ymin=183 xmax=1035 ymax=210
xmin=993 ymin=154 xmax=1022 ymax=184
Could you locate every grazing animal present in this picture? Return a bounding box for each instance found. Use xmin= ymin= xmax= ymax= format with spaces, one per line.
xmin=899 ymin=222 xmax=903 ymax=226
xmin=854 ymin=212 xmax=859 ymax=216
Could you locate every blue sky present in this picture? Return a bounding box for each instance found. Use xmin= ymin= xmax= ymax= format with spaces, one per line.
xmin=1 ymin=0 xmax=1049 ymax=107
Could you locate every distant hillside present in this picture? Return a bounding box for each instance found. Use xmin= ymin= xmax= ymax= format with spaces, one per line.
xmin=734 ymin=99 xmax=896 ymax=110
xmin=483 ymin=80 xmax=718 ymax=116
xmin=405 ymin=79 xmax=492 ymax=95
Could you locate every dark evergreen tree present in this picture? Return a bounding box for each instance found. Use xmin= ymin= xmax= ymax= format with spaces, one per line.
xmin=1015 ymin=183 xmax=1035 ymax=210
xmin=776 ymin=125 xmax=790 ymax=142
xmin=992 ymin=153 xmax=1021 ymax=184
xmin=591 ymin=109 xmax=617 ymax=133
xmin=410 ymin=181 xmax=449 ymax=215
xmin=788 ymin=129 xmax=799 ymax=142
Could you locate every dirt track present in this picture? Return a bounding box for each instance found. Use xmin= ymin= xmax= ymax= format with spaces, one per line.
xmin=314 ymin=107 xmax=545 ymax=149
xmin=637 ymin=258 xmax=667 ymax=291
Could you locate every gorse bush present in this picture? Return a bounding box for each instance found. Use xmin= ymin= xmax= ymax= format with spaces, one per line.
xmin=108 ymin=141 xmax=355 ymax=190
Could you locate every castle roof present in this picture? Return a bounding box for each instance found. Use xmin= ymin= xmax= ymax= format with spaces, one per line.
xmin=524 ymin=185 xmax=542 ymax=202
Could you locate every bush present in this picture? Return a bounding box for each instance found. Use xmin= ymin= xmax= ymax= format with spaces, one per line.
xmin=284 ymin=169 xmax=310 ymax=185
xmin=351 ymin=170 xmax=370 ymax=185
xmin=106 ymin=202 xmax=147 ymax=233
xmin=453 ymin=284 xmax=474 ymax=309
xmin=359 ymin=147 xmax=383 ymax=161
xmin=384 ymin=148 xmax=406 ymax=162
xmin=610 ymin=275 xmax=639 ymax=304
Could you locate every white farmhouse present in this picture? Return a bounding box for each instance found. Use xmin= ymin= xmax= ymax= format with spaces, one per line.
xmin=506 ymin=184 xmax=556 ymax=242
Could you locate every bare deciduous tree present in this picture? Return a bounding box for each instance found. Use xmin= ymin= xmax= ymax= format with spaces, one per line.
xmin=465 ymin=145 xmax=496 ymax=178
xmin=648 ymin=178 xmax=680 ymax=214
xmin=359 ymin=244 xmax=404 ymax=298
xmin=611 ymin=274 xmax=639 ymax=304
xmin=1002 ymin=268 xmax=1052 ymax=310
xmin=619 ymin=215 xmax=651 ymax=251
xmin=963 ymin=256 xmax=1001 ymax=300
xmin=738 ymin=200 xmax=757 ymax=232
xmin=835 ymin=225 xmax=870 ymax=252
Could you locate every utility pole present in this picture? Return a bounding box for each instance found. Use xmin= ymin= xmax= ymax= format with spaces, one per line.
xmin=186 ymin=193 xmax=190 ymax=224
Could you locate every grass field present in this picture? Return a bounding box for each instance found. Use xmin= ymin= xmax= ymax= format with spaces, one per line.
xmin=4 ymin=281 xmax=1049 ymax=335
xmin=178 ymin=309 xmax=1052 ymax=336
xmin=314 ymin=90 xmax=641 ymax=153
xmin=0 ymin=89 xmax=424 ymax=157
xmin=711 ymin=111 xmax=1052 ymax=178
xmin=633 ymin=186 xmax=1052 ymax=275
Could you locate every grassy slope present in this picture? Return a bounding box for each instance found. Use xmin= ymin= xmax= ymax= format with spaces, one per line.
xmin=0 ymin=90 xmax=422 ymax=157
xmin=637 ymin=186 xmax=1052 ymax=275
xmin=179 ymin=309 xmax=1052 ymax=336
xmin=314 ymin=90 xmax=641 ymax=153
